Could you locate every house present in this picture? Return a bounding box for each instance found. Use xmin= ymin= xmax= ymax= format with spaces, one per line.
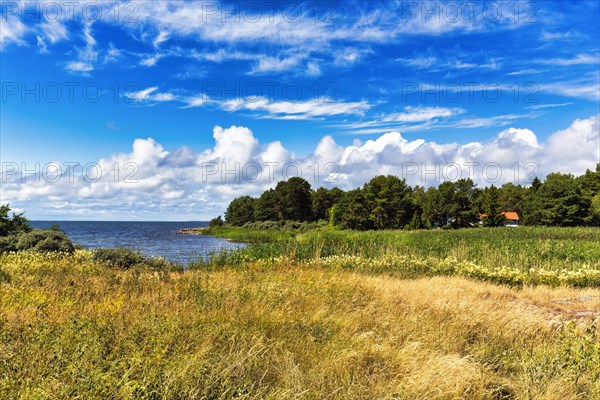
xmin=479 ymin=211 xmax=520 ymax=227
xmin=502 ymin=212 xmax=520 ymax=227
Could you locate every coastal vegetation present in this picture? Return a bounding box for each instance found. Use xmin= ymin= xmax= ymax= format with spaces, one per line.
xmin=1 ymin=249 xmax=600 ymax=399
xmin=199 ymin=226 xmax=600 ymax=288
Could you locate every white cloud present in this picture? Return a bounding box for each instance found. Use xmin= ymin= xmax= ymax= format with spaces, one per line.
xmin=540 ymin=30 xmax=581 ymax=41
xmin=507 ymin=68 xmax=542 ymax=76
xmin=3 ymin=116 xmax=598 ymax=219
xmin=333 ymin=48 xmax=369 ymax=66
xmin=198 ymin=49 xmax=254 ymax=63
xmin=540 ymin=81 xmax=600 ymax=100
xmin=336 ymin=107 xmax=524 ymax=135
xmin=65 ymin=61 xmax=94 ymax=73
xmin=545 ymin=115 xmax=600 ymax=173
xmin=451 ymin=113 xmax=539 ymax=129
xmin=382 ymin=106 xmax=465 ymax=123
xmin=126 ymin=87 xmax=177 ymax=102
xmin=151 ymin=92 xmax=177 ymax=102
xmin=104 ymin=44 xmax=121 ymax=63
xmin=306 ymin=61 xmax=321 ymax=77
xmin=64 ymin=23 xmax=97 ymax=75
xmin=497 ymin=127 xmax=540 ymax=149
xmin=251 ymin=55 xmax=302 ymax=74
xmin=82 ymin=0 xmax=526 ymax=76
xmin=399 ymin=55 xmax=437 ymax=69
xmin=538 ymin=54 xmax=599 ymax=66
xmin=40 ymin=22 xmax=69 ymax=43
xmin=0 ymin=16 xmax=29 ymax=48
xmin=221 ymin=97 xmax=371 ymax=119
xmin=140 ymin=53 xmax=165 ymax=67
xmin=182 ymin=95 xmax=209 ymax=108
xmin=527 ymin=103 xmax=572 ymax=110
xmin=153 ymin=31 xmax=169 ymax=48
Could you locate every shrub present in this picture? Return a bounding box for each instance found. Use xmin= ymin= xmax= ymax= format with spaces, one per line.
xmin=16 ymin=229 xmax=74 ymax=253
xmin=91 ymin=248 xmax=183 ymax=271
xmin=144 ymin=256 xmax=184 ymax=272
xmin=92 ymin=247 xmax=145 ymax=269
xmin=0 ymin=236 xmax=18 ymax=254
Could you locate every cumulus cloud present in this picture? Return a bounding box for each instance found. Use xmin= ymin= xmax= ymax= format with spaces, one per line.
xmin=2 ymin=115 xmax=598 ymax=220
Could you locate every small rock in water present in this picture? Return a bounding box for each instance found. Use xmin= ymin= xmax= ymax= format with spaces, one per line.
xmin=176 ymin=228 xmax=205 ymax=235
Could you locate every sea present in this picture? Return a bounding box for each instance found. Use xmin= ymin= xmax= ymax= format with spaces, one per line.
xmin=30 ymin=221 xmax=246 ymax=265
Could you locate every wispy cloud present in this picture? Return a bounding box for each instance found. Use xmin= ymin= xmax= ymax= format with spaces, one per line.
xmin=126 ymin=87 xmax=177 ymax=103
xmin=540 ymin=80 xmax=600 ymax=100
xmin=251 ymin=55 xmax=303 ymax=74
xmin=451 ymin=112 xmax=542 ymax=129
xmin=182 ymin=95 xmax=209 ymax=108
xmin=381 ymin=106 xmax=465 ymax=123
xmin=507 ymin=68 xmax=542 ymax=76
xmin=140 ymin=53 xmax=166 ymax=67
xmin=398 ymin=51 xmax=500 ymax=71
xmin=0 ymin=16 xmax=29 ymax=48
xmin=540 ymin=30 xmax=581 ymax=41
xmin=221 ymin=97 xmax=372 ymax=120
xmin=65 ymin=61 xmax=94 ymax=74
xmin=527 ymin=102 xmax=573 ymax=110
xmin=337 ymin=109 xmax=542 ymax=135
xmin=537 ymin=54 xmax=599 ymax=66
xmin=64 ymin=23 xmax=97 ymax=75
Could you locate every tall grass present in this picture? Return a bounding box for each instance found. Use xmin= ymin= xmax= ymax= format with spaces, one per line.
xmin=1 ymin=250 xmax=599 ymax=399
xmin=197 ymin=227 xmax=600 ymax=287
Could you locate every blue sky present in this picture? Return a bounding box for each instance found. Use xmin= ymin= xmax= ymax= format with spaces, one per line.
xmin=1 ymin=0 xmax=599 ymax=220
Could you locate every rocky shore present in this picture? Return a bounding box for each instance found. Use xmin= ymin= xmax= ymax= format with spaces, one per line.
xmin=176 ymin=227 xmax=206 ymax=235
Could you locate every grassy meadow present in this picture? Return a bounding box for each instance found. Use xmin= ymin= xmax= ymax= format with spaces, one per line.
xmin=1 ymin=227 xmax=600 ymax=399
xmin=200 ymin=227 xmax=600 ymax=287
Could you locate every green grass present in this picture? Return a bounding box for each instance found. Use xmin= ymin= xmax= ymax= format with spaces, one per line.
xmin=199 ymin=227 xmax=600 ymax=287
xmin=203 ymin=227 xmax=296 ymax=243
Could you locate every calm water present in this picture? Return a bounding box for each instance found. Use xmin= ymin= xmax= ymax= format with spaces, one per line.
xmin=30 ymin=221 xmax=245 ymax=264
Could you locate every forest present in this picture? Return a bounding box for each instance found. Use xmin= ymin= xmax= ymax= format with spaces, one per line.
xmin=221 ymin=164 xmax=600 ymax=230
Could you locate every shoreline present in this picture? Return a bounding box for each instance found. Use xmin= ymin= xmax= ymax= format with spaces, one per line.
xmin=176 ymin=227 xmax=208 ymax=235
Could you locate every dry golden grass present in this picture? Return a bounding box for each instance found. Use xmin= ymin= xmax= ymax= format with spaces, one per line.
xmin=1 ymin=252 xmax=599 ymax=399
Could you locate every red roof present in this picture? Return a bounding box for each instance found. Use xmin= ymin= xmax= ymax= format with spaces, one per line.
xmin=479 ymin=211 xmax=520 ymax=220
xmin=502 ymin=212 xmax=519 ymax=220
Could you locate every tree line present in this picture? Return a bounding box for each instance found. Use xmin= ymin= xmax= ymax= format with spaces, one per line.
xmin=219 ymin=164 xmax=600 ymax=230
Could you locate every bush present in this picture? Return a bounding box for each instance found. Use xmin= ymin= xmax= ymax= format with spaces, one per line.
xmin=144 ymin=256 xmax=184 ymax=272
xmin=92 ymin=247 xmax=145 ymax=269
xmin=91 ymin=248 xmax=183 ymax=271
xmin=15 ymin=229 xmax=74 ymax=253
xmin=0 ymin=236 xmax=18 ymax=254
